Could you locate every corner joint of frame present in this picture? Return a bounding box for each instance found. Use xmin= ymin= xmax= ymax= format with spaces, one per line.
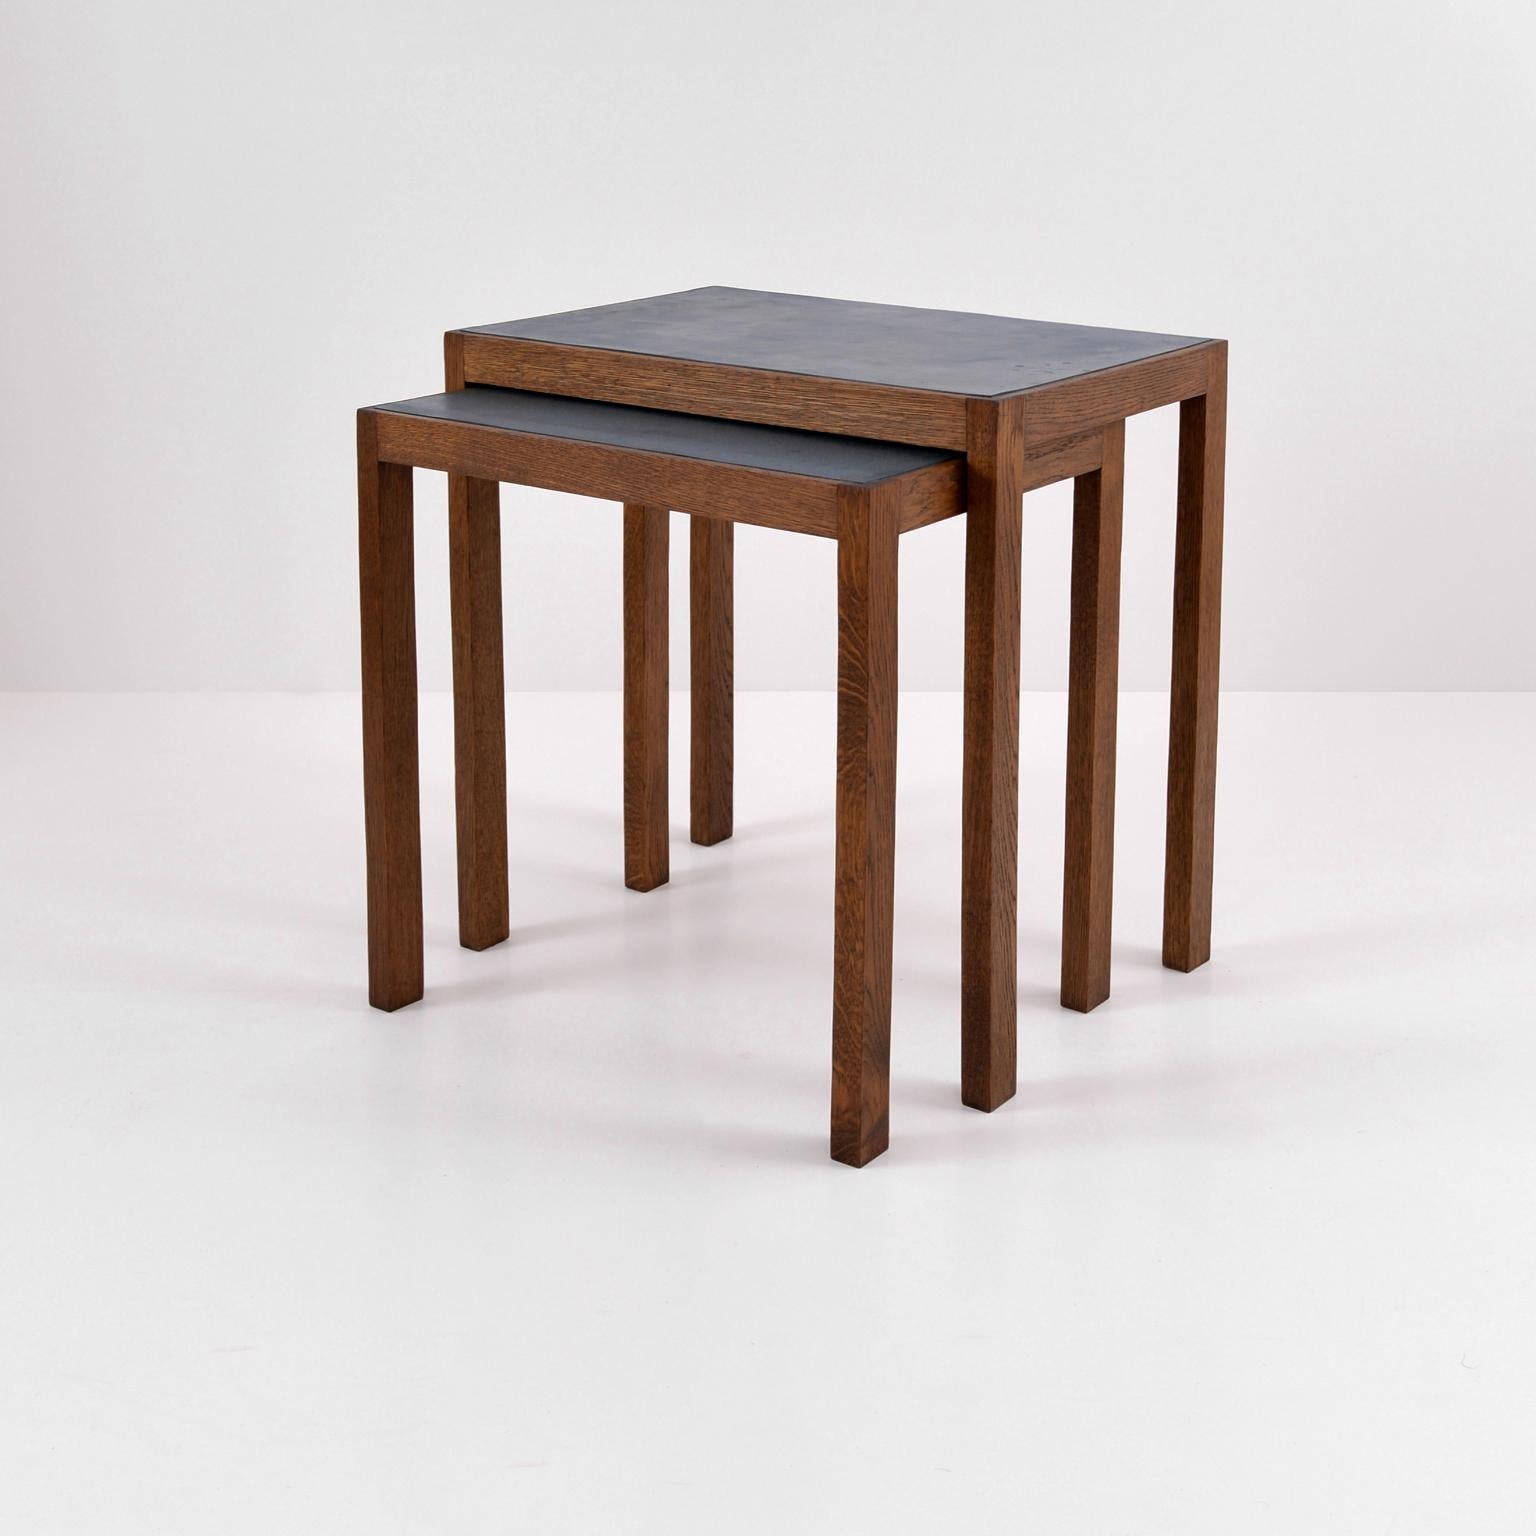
xmin=967 ymin=395 xmax=1028 ymax=460
xmin=835 ymin=480 xmax=901 ymax=543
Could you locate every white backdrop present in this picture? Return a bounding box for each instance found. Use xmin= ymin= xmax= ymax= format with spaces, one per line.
xmin=3 ymin=0 xmax=1533 ymax=692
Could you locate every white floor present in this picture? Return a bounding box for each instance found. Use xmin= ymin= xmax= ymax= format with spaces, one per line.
xmin=1 ymin=692 xmax=1533 ymax=1534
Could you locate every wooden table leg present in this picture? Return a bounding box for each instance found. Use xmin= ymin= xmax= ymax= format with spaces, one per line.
xmin=444 ymin=331 xmax=509 ymax=950
xmin=832 ymin=484 xmax=899 ymax=1167
xmin=624 ymin=504 xmax=669 ymax=892
xmin=1061 ymin=421 xmax=1126 ymax=1012
xmin=358 ymin=413 xmax=423 ymax=1011
xmin=449 ymin=475 xmax=509 ymax=950
xmin=960 ymin=399 xmax=1025 ymax=1111
xmin=1164 ymin=344 xmax=1228 ymax=971
xmin=690 ymin=515 xmax=733 ymax=846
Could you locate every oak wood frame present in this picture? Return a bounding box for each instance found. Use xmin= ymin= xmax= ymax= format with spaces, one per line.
xmin=1061 ymin=422 xmax=1126 ymax=1013
xmin=1164 ymin=344 xmax=1227 ymax=971
xmin=357 ymin=412 xmax=423 ymax=1012
xmin=689 ymin=516 xmax=733 ymax=846
xmin=831 ymin=482 xmax=900 ymax=1166
xmin=623 ymin=504 xmax=669 ymax=892
xmin=358 ymin=401 xmax=966 ymax=1165
xmin=451 ymin=330 xmax=1229 ymax=1086
xmin=452 ymin=330 xmax=1218 ymax=453
xmin=444 ymin=335 xmax=510 ymax=952
xmin=371 ymin=408 xmax=963 ymax=541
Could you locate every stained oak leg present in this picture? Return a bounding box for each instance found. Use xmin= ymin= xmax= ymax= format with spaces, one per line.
xmin=623 ymin=504 xmax=669 ymax=892
xmin=1061 ymin=422 xmax=1126 ymax=1012
xmin=448 ymin=475 xmax=509 ymax=950
xmin=690 ymin=515 xmax=733 ymax=846
xmin=831 ymin=484 xmax=899 ymax=1168
xmin=1164 ymin=345 xmax=1228 ymax=971
xmin=960 ymin=399 xmax=1025 ymax=1111
xmin=358 ymin=413 xmax=423 ymax=1011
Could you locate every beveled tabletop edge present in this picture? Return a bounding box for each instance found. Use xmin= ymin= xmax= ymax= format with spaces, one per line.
xmin=451 ymin=325 xmax=1223 ymax=404
xmin=455 ymin=286 xmax=1218 ymax=401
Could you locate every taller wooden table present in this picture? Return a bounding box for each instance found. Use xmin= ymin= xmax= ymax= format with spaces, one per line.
xmin=444 ymin=287 xmax=1226 ymax=1117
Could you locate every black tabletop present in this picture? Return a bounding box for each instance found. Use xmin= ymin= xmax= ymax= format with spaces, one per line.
xmin=467 ymin=287 xmax=1208 ymax=399
xmin=372 ymin=387 xmax=960 ymax=485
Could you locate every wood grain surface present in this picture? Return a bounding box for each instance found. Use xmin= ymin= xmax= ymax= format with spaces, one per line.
xmin=448 ymin=473 xmax=509 ymax=950
xmin=459 ymin=332 xmax=968 ymax=448
xmin=1164 ymin=343 xmax=1228 ymax=970
xmin=960 ymin=398 xmax=1026 ymax=1112
xmin=444 ymin=332 xmax=509 ymax=950
xmin=690 ymin=516 xmax=733 ymax=846
xmin=623 ymin=504 xmax=670 ymax=893
xmin=831 ymin=482 xmax=901 ymax=1166
xmin=1017 ymin=428 xmax=1105 ymax=493
xmin=375 ymin=412 xmax=836 ymax=536
xmin=1014 ymin=343 xmax=1215 ymax=447
xmin=1061 ymin=422 xmax=1126 ymax=1012
xmin=358 ymin=412 xmax=423 ymax=1011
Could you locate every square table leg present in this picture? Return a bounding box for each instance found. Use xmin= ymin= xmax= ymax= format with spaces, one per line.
xmin=623 ymin=504 xmax=670 ymax=892
xmin=690 ymin=515 xmax=733 ymax=846
xmin=831 ymin=483 xmax=900 ymax=1167
xmin=358 ymin=415 xmax=423 ymax=1011
xmin=1164 ymin=344 xmax=1227 ymax=971
xmin=444 ymin=330 xmax=510 ymax=950
xmin=448 ymin=474 xmax=510 ymax=950
xmin=960 ymin=398 xmax=1025 ymax=1112
xmin=1061 ymin=421 xmax=1126 ymax=1012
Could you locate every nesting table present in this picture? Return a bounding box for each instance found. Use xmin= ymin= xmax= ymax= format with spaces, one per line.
xmin=359 ymin=385 xmax=972 ymax=1165
xmin=441 ymin=288 xmax=1227 ymax=1122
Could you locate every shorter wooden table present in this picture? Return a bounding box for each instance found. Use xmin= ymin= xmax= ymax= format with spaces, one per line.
xmin=359 ymin=385 xmax=967 ymax=1164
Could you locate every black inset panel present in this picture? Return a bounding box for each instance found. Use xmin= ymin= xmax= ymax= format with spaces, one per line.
xmin=371 ymin=387 xmax=960 ymax=485
xmin=468 ymin=287 xmax=1207 ymax=398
